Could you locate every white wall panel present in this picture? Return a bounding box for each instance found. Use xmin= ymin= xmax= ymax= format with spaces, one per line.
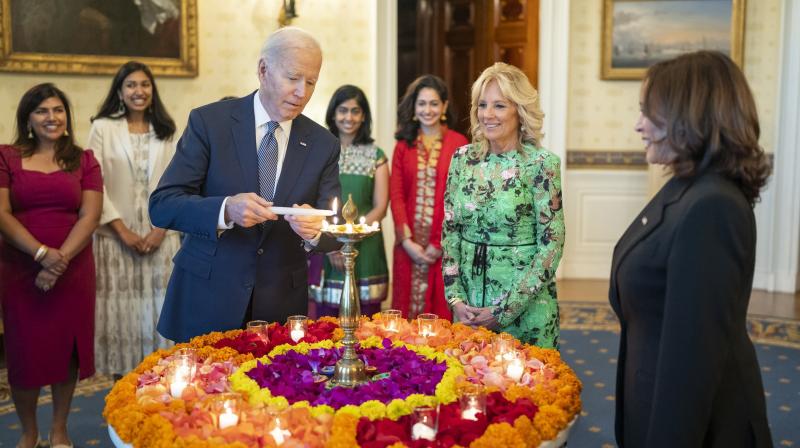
xmin=562 ymin=170 xmax=648 ymax=278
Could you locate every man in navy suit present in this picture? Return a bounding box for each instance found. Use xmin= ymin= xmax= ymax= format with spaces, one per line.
xmin=149 ymin=27 xmax=341 ymax=342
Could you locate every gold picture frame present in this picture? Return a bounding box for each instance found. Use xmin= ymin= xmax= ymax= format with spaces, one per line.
xmin=0 ymin=0 xmax=198 ymax=77
xmin=601 ymin=0 xmax=745 ymax=80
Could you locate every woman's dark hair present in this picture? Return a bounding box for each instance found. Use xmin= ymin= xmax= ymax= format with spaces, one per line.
xmin=325 ymin=85 xmax=374 ymax=145
xmin=13 ymin=83 xmax=83 ymax=172
xmin=642 ymin=50 xmax=770 ymax=205
xmin=395 ymin=74 xmax=455 ymax=145
xmin=92 ymin=61 xmax=176 ymax=140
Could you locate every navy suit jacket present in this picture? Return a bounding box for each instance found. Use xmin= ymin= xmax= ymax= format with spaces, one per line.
xmin=149 ymin=93 xmax=341 ymax=342
xmin=609 ymin=172 xmax=772 ymax=447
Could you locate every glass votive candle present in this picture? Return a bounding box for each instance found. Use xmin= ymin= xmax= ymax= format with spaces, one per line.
xmin=505 ymin=351 xmax=525 ymax=382
xmin=410 ymin=405 xmax=438 ymax=441
xmin=269 ymin=415 xmax=292 ymax=445
xmin=381 ymin=309 xmax=402 ymax=332
xmin=417 ymin=313 xmax=438 ymax=338
xmin=459 ymin=384 xmax=487 ymax=421
xmin=211 ymin=393 xmax=242 ymax=429
xmin=246 ymin=320 xmax=270 ymax=344
xmin=493 ymin=333 xmax=516 ymax=361
xmin=286 ymin=315 xmax=308 ymax=343
xmin=169 ymin=348 xmax=197 ymax=398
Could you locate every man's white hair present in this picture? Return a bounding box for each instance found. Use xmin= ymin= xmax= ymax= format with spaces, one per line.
xmin=259 ymin=26 xmax=321 ymax=67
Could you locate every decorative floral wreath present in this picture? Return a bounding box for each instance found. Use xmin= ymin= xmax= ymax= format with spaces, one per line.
xmin=104 ymin=315 xmax=582 ymax=447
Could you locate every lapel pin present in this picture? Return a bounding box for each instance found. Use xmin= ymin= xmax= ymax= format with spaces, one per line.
xmin=641 ymin=216 xmax=648 ymax=226
xmin=299 ymin=141 xmax=307 ymax=147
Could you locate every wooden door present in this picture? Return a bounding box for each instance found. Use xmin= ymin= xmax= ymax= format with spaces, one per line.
xmin=397 ymin=0 xmax=540 ymax=137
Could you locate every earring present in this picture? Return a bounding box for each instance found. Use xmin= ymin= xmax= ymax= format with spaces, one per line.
xmin=27 ymin=126 xmax=33 ymax=139
xmin=118 ymin=98 xmax=126 ymax=116
xmin=64 ymin=129 xmax=70 ymax=137
xmin=440 ymin=113 xmax=447 ymax=122
xmin=412 ymin=116 xmax=418 ymax=122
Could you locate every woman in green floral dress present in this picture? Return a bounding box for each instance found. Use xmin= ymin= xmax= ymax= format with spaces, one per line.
xmin=441 ymin=63 xmax=565 ymax=348
xmin=313 ymin=85 xmax=389 ymax=317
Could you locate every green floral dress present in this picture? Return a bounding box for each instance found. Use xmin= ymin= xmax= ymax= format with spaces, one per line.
xmin=441 ymin=143 xmax=565 ymax=348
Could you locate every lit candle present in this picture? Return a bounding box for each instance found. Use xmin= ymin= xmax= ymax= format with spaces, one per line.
xmin=506 ymin=358 xmax=525 ymax=382
xmin=331 ymin=197 xmax=338 ymax=215
xmin=170 ymin=379 xmax=187 ymax=398
xmin=345 ymin=223 xmax=353 ymax=233
xmin=386 ymin=321 xmax=398 ymax=332
xmin=270 ymin=424 xmax=291 ymax=445
xmin=461 ymin=407 xmax=480 ymax=421
xmin=372 ymin=221 xmax=380 ymax=231
xmin=411 ymin=422 xmax=437 ymax=441
xmin=218 ymin=407 xmax=239 ymax=429
xmin=290 ymin=329 xmax=304 ymax=343
xmin=170 ymin=364 xmax=190 ymax=398
xmin=333 ymin=216 xmax=339 ymax=225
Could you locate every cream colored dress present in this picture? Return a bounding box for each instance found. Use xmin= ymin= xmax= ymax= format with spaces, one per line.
xmin=94 ymin=132 xmax=179 ymax=375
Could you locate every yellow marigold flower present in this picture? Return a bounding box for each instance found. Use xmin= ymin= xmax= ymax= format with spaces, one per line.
xmin=358 ymin=400 xmax=387 ymax=420
xmin=469 ymin=422 xmax=526 ymax=448
xmin=310 ymin=404 xmax=335 ymax=418
xmin=386 ymin=399 xmax=412 ymax=420
xmin=336 ymin=405 xmax=361 ymax=417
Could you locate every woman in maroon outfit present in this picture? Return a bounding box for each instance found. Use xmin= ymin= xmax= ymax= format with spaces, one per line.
xmin=0 ymin=83 xmax=102 ymax=448
xmin=390 ymin=75 xmax=468 ymax=320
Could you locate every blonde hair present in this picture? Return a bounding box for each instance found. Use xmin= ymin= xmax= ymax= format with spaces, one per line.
xmin=469 ymin=62 xmax=544 ymax=157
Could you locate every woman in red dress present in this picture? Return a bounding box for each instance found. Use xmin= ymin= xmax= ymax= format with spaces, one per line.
xmin=0 ymin=83 xmax=103 ymax=448
xmin=390 ymin=75 xmax=468 ymax=320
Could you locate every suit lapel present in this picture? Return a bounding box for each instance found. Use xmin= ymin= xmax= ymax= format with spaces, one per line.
xmin=231 ymin=93 xmax=259 ymax=193
xmin=273 ymin=115 xmax=312 ymax=207
xmin=610 ymin=176 xmax=694 ymax=305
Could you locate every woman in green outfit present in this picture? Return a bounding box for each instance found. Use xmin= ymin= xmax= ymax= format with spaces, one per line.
xmin=441 ymin=63 xmax=565 ymax=348
xmin=314 ymin=85 xmax=390 ymax=317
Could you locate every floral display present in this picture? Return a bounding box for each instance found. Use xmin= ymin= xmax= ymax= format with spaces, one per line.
xmin=104 ymin=315 xmax=582 ymax=447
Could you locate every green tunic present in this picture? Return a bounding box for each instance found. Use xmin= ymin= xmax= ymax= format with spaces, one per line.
xmin=441 ymin=143 xmax=565 ymax=348
xmin=318 ymin=143 xmax=389 ymax=307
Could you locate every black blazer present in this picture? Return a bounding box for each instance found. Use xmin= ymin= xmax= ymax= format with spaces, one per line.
xmin=609 ymin=172 xmax=772 ymax=447
xmin=150 ymin=93 xmax=341 ymax=342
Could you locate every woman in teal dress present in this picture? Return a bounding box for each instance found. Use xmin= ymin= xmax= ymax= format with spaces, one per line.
xmin=441 ymin=63 xmax=564 ymax=348
xmin=314 ymin=85 xmax=389 ymax=317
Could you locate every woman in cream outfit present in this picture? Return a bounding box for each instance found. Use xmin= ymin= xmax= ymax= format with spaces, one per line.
xmin=89 ymin=61 xmax=180 ymax=376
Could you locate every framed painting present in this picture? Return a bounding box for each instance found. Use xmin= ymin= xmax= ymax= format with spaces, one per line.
xmin=0 ymin=0 xmax=198 ymax=77
xmin=601 ymin=0 xmax=745 ymax=80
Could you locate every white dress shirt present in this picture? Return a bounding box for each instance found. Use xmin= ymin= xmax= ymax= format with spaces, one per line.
xmin=217 ymin=92 xmax=292 ymax=229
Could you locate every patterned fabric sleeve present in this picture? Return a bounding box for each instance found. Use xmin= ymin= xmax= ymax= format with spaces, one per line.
xmin=80 ymin=149 xmax=104 ymax=192
xmin=492 ymin=151 xmax=565 ymax=327
xmin=441 ymin=145 xmax=468 ymax=303
xmin=375 ymin=146 xmax=387 ymax=168
xmin=389 ymin=141 xmax=412 ymax=241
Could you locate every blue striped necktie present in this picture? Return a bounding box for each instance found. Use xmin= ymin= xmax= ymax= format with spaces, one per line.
xmin=258 ymin=121 xmax=280 ymax=201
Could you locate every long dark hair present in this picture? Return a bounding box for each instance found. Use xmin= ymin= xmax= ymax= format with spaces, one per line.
xmin=642 ymin=51 xmax=770 ymax=205
xmin=13 ymin=83 xmax=83 ymax=172
xmin=395 ymin=74 xmax=455 ymax=145
xmin=92 ymin=61 xmax=176 ymax=140
xmin=325 ymin=85 xmax=374 ymax=145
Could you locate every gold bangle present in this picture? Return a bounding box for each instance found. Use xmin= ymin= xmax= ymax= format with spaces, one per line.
xmin=34 ymin=244 xmax=48 ymax=262
xmin=447 ymin=297 xmax=464 ymax=307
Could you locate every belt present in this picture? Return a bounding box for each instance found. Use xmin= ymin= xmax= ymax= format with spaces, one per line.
xmin=460 ymin=232 xmax=536 ymax=306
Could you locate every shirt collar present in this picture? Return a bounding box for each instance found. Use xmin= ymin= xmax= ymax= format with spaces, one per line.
xmin=254 ymin=90 xmax=293 ymax=135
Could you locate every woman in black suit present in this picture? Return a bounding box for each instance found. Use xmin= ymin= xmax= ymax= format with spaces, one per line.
xmin=609 ymin=51 xmax=773 ymax=447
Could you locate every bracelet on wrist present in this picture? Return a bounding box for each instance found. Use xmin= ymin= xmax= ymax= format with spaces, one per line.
xmin=447 ymin=296 xmax=464 ymax=308
xmin=33 ymin=244 xmax=48 ymax=262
